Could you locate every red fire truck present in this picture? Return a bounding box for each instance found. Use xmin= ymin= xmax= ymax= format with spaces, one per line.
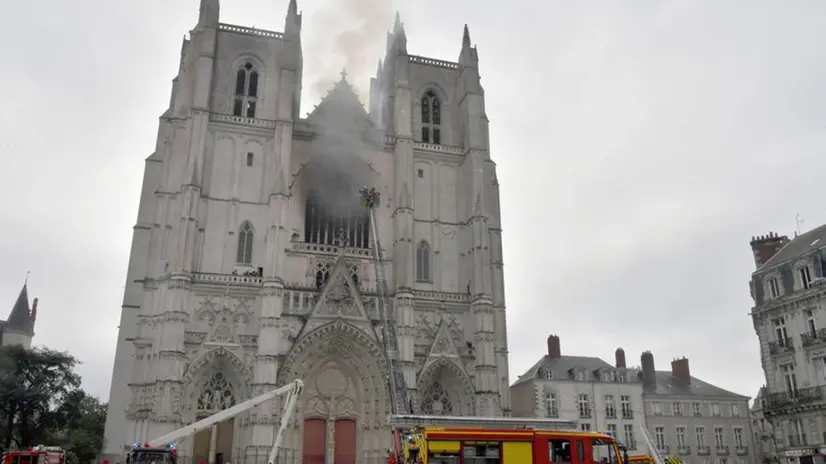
xmin=1 ymin=446 xmax=65 ymax=464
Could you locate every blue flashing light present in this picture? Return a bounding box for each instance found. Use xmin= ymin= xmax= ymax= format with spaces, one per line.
xmin=131 ymin=443 xmax=139 ymax=449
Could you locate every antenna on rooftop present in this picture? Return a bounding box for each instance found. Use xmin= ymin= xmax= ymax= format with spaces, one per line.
xmin=24 ymin=270 xmax=30 ymax=285
xmin=795 ymin=214 xmax=805 ymax=236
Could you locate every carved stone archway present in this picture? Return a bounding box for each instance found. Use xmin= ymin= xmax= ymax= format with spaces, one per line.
xmin=417 ymin=358 xmax=475 ymax=416
xmin=279 ymin=319 xmax=390 ymax=460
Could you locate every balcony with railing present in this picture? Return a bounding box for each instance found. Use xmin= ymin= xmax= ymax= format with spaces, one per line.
xmin=697 ymin=446 xmax=710 ymax=456
xmin=676 ymin=446 xmax=691 ymax=456
xmin=715 ymin=446 xmax=730 ymax=456
xmin=657 ymin=445 xmax=670 ymax=455
xmin=762 ymin=386 xmax=826 ymax=413
xmin=579 ymin=409 xmax=592 ymax=419
xmin=735 ymin=446 xmax=749 ymax=456
xmin=622 ymin=409 xmax=634 ymax=419
xmin=768 ymin=338 xmax=795 ymax=356
xmin=801 ymin=328 xmax=826 ymax=348
xmin=787 ymin=434 xmax=808 ymax=448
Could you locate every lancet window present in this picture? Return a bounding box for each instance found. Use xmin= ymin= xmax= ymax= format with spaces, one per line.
xmin=233 ymin=62 xmax=259 ymax=118
xmin=236 ymin=221 xmax=254 ymax=265
xmin=421 ymin=90 xmax=441 ymax=145
xmin=416 ymin=241 xmax=431 ymax=282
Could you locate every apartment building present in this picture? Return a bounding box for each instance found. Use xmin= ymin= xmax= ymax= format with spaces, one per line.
xmin=640 ymin=351 xmax=753 ymax=464
xmin=752 ymin=387 xmax=779 ymax=463
xmin=749 ymin=229 xmax=826 ymax=464
xmin=510 ymin=335 xmax=648 ymax=456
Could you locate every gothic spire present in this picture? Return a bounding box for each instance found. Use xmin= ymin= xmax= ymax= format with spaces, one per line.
xmin=6 ymin=283 xmax=34 ymax=333
xmin=462 ymin=24 xmax=471 ymax=48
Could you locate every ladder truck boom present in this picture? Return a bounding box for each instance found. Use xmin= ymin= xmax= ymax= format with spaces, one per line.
xmin=359 ymin=187 xmax=411 ymax=416
xmin=135 ymin=379 xmax=303 ymax=464
xmin=638 ymin=425 xmax=667 ymax=464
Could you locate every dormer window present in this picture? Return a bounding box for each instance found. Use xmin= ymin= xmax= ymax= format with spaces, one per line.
xmin=767 ymin=276 xmax=780 ymax=298
xmin=421 ymin=90 xmax=441 ymax=145
xmin=576 ymin=371 xmax=585 ymax=381
xmin=542 ymin=369 xmax=553 ymax=380
xmin=799 ymin=265 xmax=812 ymax=289
xmin=233 ymin=62 xmax=259 ymax=118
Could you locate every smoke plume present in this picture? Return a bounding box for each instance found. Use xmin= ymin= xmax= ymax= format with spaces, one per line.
xmin=303 ymin=0 xmax=395 ymax=102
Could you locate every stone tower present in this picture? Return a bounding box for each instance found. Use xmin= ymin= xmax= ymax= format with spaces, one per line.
xmin=102 ymin=1 xmax=510 ymax=462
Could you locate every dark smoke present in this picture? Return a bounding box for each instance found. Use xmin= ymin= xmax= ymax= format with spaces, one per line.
xmin=304 ymin=0 xmax=396 ymax=101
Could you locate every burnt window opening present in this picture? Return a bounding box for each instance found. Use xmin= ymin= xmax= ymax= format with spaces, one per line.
xmin=421 ymin=90 xmax=441 ymax=145
xmin=232 ymin=62 xmax=260 ymax=118
xmin=417 ymin=168 xmax=424 ymax=178
xmin=246 ymin=152 xmax=254 ymax=166
xmin=304 ymin=190 xmax=371 ymax=249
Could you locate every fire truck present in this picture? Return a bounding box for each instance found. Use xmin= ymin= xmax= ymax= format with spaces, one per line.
xmin=1 ymin=446 xmax=65 ymax=464
xmin=389 ymin=415 xmax=627 ymax=464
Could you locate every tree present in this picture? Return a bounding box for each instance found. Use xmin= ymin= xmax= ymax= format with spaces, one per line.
xmin=0 ymin=345 xmax=80 ymax=450
xmin=43 ymin=390 xmax=107 ymax=464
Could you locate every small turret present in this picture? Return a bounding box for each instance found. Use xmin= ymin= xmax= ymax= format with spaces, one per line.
xmin=285 ymin=0 xmax=302 ymax=37
xmin=198 ymin=0 xmax=219 ymax=27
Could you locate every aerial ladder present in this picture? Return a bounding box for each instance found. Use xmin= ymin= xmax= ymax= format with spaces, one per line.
xmin=358 ymin=187 xmax=413 ymax=458
xmin=127 ymin=379 xmax=304 ymax=464
xmin=638 ymin=425 xmax=684 ymax=464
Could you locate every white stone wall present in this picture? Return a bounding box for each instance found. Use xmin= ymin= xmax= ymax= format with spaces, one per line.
xmin=103 ymin=2 xmax=508 ymax=458
xmin=531 ymin=378 xmax=647 ymax=455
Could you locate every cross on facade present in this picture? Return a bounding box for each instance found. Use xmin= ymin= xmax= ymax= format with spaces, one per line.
xmin=340 ymin=69 xmax=347 ymax=81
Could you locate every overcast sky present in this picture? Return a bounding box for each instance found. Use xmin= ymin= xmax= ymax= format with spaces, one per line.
xmin=2 ymin=0 xmax=826 ymax=403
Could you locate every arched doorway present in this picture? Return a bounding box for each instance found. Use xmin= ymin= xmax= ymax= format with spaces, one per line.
xmin=193 ymin=372 xmax=237 ymax=464
xmin=279 ymin=320 xmax=390 ymax=462
xmin=183 ymin=347 xmax=249 ymax=464
xmin=417 ymin=359 xmax=475 ymax=416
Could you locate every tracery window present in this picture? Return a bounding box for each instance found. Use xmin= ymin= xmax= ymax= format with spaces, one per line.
xmin=197 ymin=372 xmax=236 ymax=411
xmin=421 ymin=382 xmax=453 ymax=415
xmin=304 ymin=190 xmax=370 ymax=248
xmin=421 ymin=90 xmax=441 ymax=145
xmin=416 ymin=241 xmax=431 ymax=282
xmin=236 ymin=221 xmax=254 ymax=265
xmin=233 ymin=62 xmax=259 ymax=118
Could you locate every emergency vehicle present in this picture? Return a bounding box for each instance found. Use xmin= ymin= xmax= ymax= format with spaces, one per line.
xmin=1 ymin=446 xmax=65 ymax=464
xmin=390 ymin=415 xmax=625 ymax=464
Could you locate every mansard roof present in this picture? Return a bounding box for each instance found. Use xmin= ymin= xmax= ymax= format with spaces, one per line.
xmin=642 ymin=370 xmax=749 ymax=400
xmin=511 ymin=355 xmax=616 ymax=386
xmin=759 ymin=223 xmax=826 ymax=271
xmin=5 ymin=284 xmax=33 ymax=333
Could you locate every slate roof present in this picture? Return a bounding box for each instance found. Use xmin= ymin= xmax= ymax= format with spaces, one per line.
xmin=759 ymin=224 xmax=826 ymax=271
xmin=511 ymin=355 xmax=616 ymax=387
xmin=4 ymin=284 xmax=33 ymax=333
xmin=643 ymin=370 xmax=748 ymax=400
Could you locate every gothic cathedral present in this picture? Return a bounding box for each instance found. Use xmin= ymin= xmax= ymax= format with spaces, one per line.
xmin=102 ymin=0 xmax=510 ymax=462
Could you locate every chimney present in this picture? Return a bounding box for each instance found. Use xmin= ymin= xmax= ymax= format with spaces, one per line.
xmin=671 ymin=357 xmax=691 ymax=385
xmin=615 ymin=348 xmax=626 ymax=368
xmin=750 ymin=232 xmax=790 ymax=269
xmin=547 ymin=335 xmax=561 ymax=359
xmin=30 ymin=298 xmax=38 ymax=326
xmin=641 ymin=351 xmax=656 ymax=390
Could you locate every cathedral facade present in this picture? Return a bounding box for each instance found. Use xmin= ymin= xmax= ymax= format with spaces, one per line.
xmin=102 ymin=0 xmax=510 ymax=462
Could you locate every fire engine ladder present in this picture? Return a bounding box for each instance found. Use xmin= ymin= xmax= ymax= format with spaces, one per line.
xmin=360 ymin=187 xmax=411 ymax=417
xmin=638 ymin=425 xmax=667 ymax=464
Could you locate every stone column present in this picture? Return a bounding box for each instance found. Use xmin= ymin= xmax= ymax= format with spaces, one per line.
xmin=209 ymin=425 xmax=218 ymax=464
xmin=326 ymin=395 xmax=336 ymax=464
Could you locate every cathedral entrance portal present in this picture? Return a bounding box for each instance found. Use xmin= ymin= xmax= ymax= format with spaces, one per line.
xmin=192 ymin=372 xmax=237 ymax=464
xmin=280 ymin=320 xmax=389 ymax=462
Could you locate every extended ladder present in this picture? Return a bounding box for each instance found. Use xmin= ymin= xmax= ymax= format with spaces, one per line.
xmin=359 ymin=187 xmax=411 ymax=417
xmin=638 ymin=425 xmax=666 ymax=464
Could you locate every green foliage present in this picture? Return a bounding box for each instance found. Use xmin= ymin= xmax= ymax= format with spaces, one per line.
xmin=0 ymin=345 xmax=106 ymax=464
